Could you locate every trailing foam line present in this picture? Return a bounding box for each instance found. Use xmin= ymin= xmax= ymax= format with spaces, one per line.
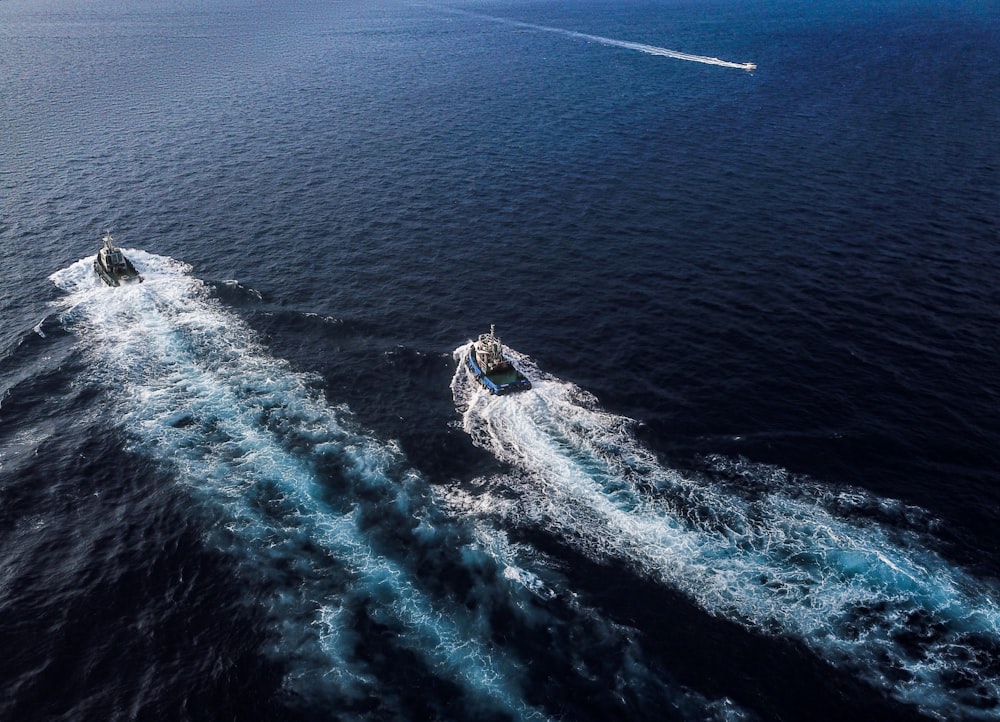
xmin=49 ymin=254 xmax=543 ymax=720
xmin=449 ymin=345 xmax=1000 ymax=721
xmin=428 ymin=6 xmax=756 ymax=71
xmin=546 ymin=27 xmax=755 ymax=71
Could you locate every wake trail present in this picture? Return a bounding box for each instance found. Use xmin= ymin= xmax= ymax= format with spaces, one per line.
xmin=451 ymin=342 xmax=1000 ymax=720
xmin=428 ymin=6 xmax=756 ymax=71
xmin=48 ymin=254 xmax=541 ymax=720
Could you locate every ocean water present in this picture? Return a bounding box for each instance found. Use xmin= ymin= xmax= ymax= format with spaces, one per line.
xmin=2 ymin=0 xmax=999 ymax=719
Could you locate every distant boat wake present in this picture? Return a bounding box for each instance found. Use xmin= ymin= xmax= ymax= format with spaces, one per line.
xmin=450 ymin=342 xmax=1000 ymax=720
xmin=427 ymin=6 xmax=756 ymax=71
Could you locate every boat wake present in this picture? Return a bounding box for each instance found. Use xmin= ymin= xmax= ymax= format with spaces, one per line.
xmin=48 ymin=253 xmax=542 ymax=719
xmin=430 ymin=7 xmax=756 ymax=71
xmin=46 ymin=253 xmax=747 ymax=720
xmin=450 ymin=342 xmax=1000 ymax=720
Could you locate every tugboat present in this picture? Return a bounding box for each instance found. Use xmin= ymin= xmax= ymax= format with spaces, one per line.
xmin=466 ymin=325 xmax=532 ymax=395
xmin=94 ymin=232 xmax=142 ymax=286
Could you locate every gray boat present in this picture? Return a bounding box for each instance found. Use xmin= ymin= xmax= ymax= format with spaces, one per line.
xmin=94 ymin=232 xmax=143 ymax=286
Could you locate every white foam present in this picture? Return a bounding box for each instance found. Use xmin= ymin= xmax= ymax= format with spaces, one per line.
xmin=431 ymin=7 xmax=756 ymax=71
xmin=440 ymin=483 xmax=758 ymax=721
xmin=49 ymin=255 xmax=541 ymax=718
xmin=451 ymin=342 xmax=1000 ymax=718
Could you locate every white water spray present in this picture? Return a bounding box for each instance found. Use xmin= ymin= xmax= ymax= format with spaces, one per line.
xmin=451 ymin=342 xmax=1000 ymax=719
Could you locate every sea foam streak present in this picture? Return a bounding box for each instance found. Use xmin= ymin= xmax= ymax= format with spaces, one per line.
xmin=48 ymin=254 xmax=540 ymax=719
xmin=451 ymin=342 xmax=1000 ymax=719
xmin=432 ymin=7 xmax=756 ymax=71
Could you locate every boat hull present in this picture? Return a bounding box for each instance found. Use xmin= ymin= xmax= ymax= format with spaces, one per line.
xmin=466 ymin=350 xmax=531 ymax=396
xmin=94 ymin=258 xmax=142 ymax=287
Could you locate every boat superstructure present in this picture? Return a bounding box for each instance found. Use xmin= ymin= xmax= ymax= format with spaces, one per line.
xmin=94 ymin=232 xmax=142 ymax=286
xmin=466 ymin=325 xmax=531 ymax=395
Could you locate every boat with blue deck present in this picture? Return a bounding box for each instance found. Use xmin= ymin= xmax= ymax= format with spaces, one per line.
xmin=94 ymin=232 xmax=143 ymax=286
xmin=466 ymin=325 xmax=531 ymax=395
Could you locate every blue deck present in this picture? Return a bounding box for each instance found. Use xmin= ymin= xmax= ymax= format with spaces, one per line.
xmin=466 ymin=351 xmax=532 ymax=396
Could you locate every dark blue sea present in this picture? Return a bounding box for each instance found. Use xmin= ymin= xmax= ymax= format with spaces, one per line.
xmin=2 ymin=0 xmax=999 ymax=719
